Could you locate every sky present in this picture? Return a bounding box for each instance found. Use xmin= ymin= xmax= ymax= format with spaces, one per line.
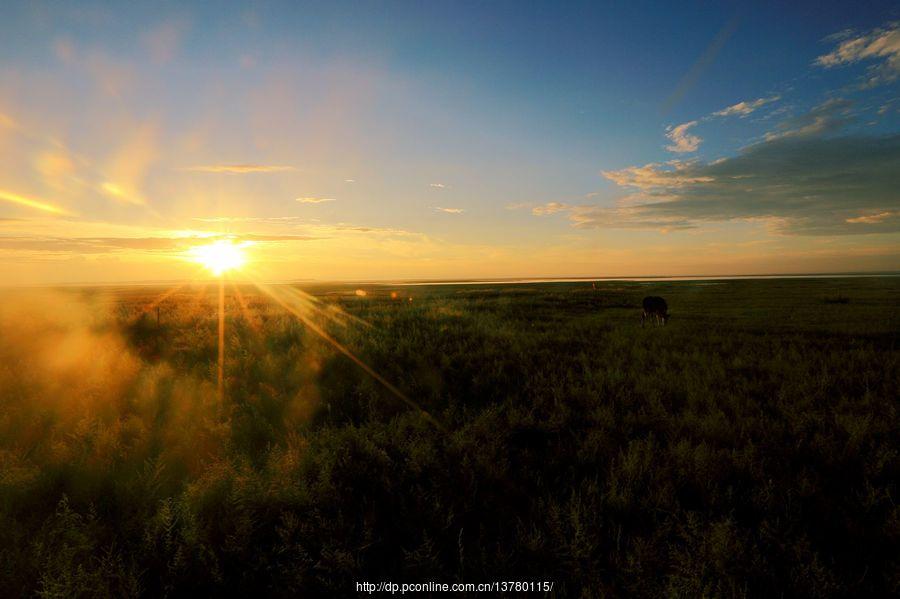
xmin=0 ymin=0 xmax=898 ymax=284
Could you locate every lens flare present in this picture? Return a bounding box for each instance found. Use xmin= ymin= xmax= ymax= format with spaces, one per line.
xmin=189 ymin=239 xmax=248 ymax=276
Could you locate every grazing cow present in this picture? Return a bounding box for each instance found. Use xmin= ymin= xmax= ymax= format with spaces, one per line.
xmin=642 ymin=296 xmax=668 ymax=327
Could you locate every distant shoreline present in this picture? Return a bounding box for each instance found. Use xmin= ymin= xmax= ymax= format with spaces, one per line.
xmin=391 ymin=272 xmax=900 ymax=286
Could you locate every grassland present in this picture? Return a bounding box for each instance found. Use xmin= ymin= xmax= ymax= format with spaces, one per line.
xmin=0 ymin=277 xmax=897 ymax=597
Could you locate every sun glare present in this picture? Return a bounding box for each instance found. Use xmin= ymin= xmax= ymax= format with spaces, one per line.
xmin=189 ymin=239 xmax=249 ymax=276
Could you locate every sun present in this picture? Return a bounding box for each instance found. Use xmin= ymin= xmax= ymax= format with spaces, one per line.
xmin=189 ymin=239 xmax=249 ymax=276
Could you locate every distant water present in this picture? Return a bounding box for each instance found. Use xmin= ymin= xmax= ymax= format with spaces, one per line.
xmin=394 ymin=273 xmax=899 ymax=286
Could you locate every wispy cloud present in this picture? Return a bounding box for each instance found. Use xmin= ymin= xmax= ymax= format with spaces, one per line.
xmin=663 ymin=94 xmax=781 ymax=155
xmin=95 ymin=121 xmax=162 ymax=207
xmin=429 ymin=183 xmax=449 ymax=189
xmin=877 ymin=100 xmax=897 ymax=115
xmin=845 ymin=211 xmax=897 ymax=224
xmin=0 ymin=236 xmax=178 ymax=254
xmin=713 ymin=95 xmax=781 ymax=117
xmin=295 ymin=197 xmax=337 ymax=204
xmin=232 ymin=233 xmax=319 ymax=242
xmin=191 ymin=216 xmax=308 ymax=223
xmin=100 ymin=182 xmax=145 ymax=206
xmin=662 ymin=14 xmax=741 ymax=113
xmin=531 ymin=202 xmax=570 ymax=216
xmin=183 ymin=164 xmax=296 ymax=173
xmin=0 ymin=189 xmax=71 ymax=215
xmin=434 ymin=207 xmax=464 ymax=214
xmin=601 ymin=161 xmax=712 ymax=188
xmin=815 ymin=21 xmax=900 ymax=87
xmin=665 ymin=121 xmax=702 ymax=153
xmin=763 ymin=98 xmax=853 ymax=141
xmin=0 ymin=233 xmax=318 ymax=254
xmin=332 ymin=224 xmax=423 ymax=238
xmin=0 ymin=108 xmax=157 ymax=209
xmin=531 ymin=201 xmax=694 ymax=233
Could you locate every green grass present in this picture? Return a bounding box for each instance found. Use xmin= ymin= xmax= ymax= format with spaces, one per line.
xmin=0 ymin=277 xmax=897 ymax=596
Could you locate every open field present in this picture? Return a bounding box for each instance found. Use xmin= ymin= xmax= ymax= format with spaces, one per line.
xmin=0 ymin=277 xmax=898 ymax=596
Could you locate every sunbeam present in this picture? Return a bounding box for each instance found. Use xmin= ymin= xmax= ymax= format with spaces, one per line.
xmin=250 ymin=277 xmax=444 ymax=430
xmin=230 ymin=280 xmax=262 ymax=332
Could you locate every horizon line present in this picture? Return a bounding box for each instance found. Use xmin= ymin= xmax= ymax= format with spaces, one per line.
xmin=2 ymin=269 xmax=898 ymax=290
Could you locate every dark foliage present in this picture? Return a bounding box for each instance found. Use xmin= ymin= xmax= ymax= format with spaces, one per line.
xmin=0 ymin=278 xmax=898 ymax=597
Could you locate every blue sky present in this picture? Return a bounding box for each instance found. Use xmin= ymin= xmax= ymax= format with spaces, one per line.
xmin=0 ymin=1 xmax=898 ymax=282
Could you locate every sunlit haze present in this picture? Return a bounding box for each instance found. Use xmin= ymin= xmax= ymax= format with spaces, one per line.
xmin=0 ymin=1 xmax=897 ymax=284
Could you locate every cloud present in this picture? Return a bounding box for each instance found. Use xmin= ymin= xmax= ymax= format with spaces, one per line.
xmin=0 ymin=236 xmax=182 ymax=254
xmin=662 ymin=14 xmax=741 ymax=113
xmin=713 ymin=95 xmax=781 ymax=117
xmin=331 ymin=224 xmax=423 ymax=238
xmin=531 ymin=201 xmax=694 ymax=233
xmin=665 ymin=121 xmax=702 ymax=153
xmin=183 ymin=164 xmax=296 ymax=173
xmin=0 ymin=107 xmax=156 ymax=209
xmin=531 ymin=202 xmax=571 ymax=216
xmin=601 ymin=161 xmax=713 ymax=188
xmin=0 ymin=189 xmax=71 ymax=215
xmin=100 ymin=122 xmax=159 ymax=205
xmin=429 ymin=183 xmax=448 ymax=189
xmin=0 ymin=233 xmax=318 ymax=255
xmin=100 ymin=182 xmax=145 ymax=206
xmin=295 ymin=197 xmax=337 ymax=203
xmin=434 ymin=207 xmax=464 ymax=214
xmin=763 ymin=98 xmax=853 ymax=141
xmin=662 ymin=94 xmax=781 ymax=154
xmin=186 ymin=219 xmax=423 ymax=243
xmin=191 ymin=216 xmax=309 ymax=223
xmin=815 ymin=22 xmax=900 ymax=87
xmin=592 ymin=130 xmax=900 ymax=235
xmin=845 ymin=211 xmax=897 ymax=224
xmin=823 ymin=28 xmax=856 ymax=43
xmin=236 ymin=234 xmax=319 ymax=242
